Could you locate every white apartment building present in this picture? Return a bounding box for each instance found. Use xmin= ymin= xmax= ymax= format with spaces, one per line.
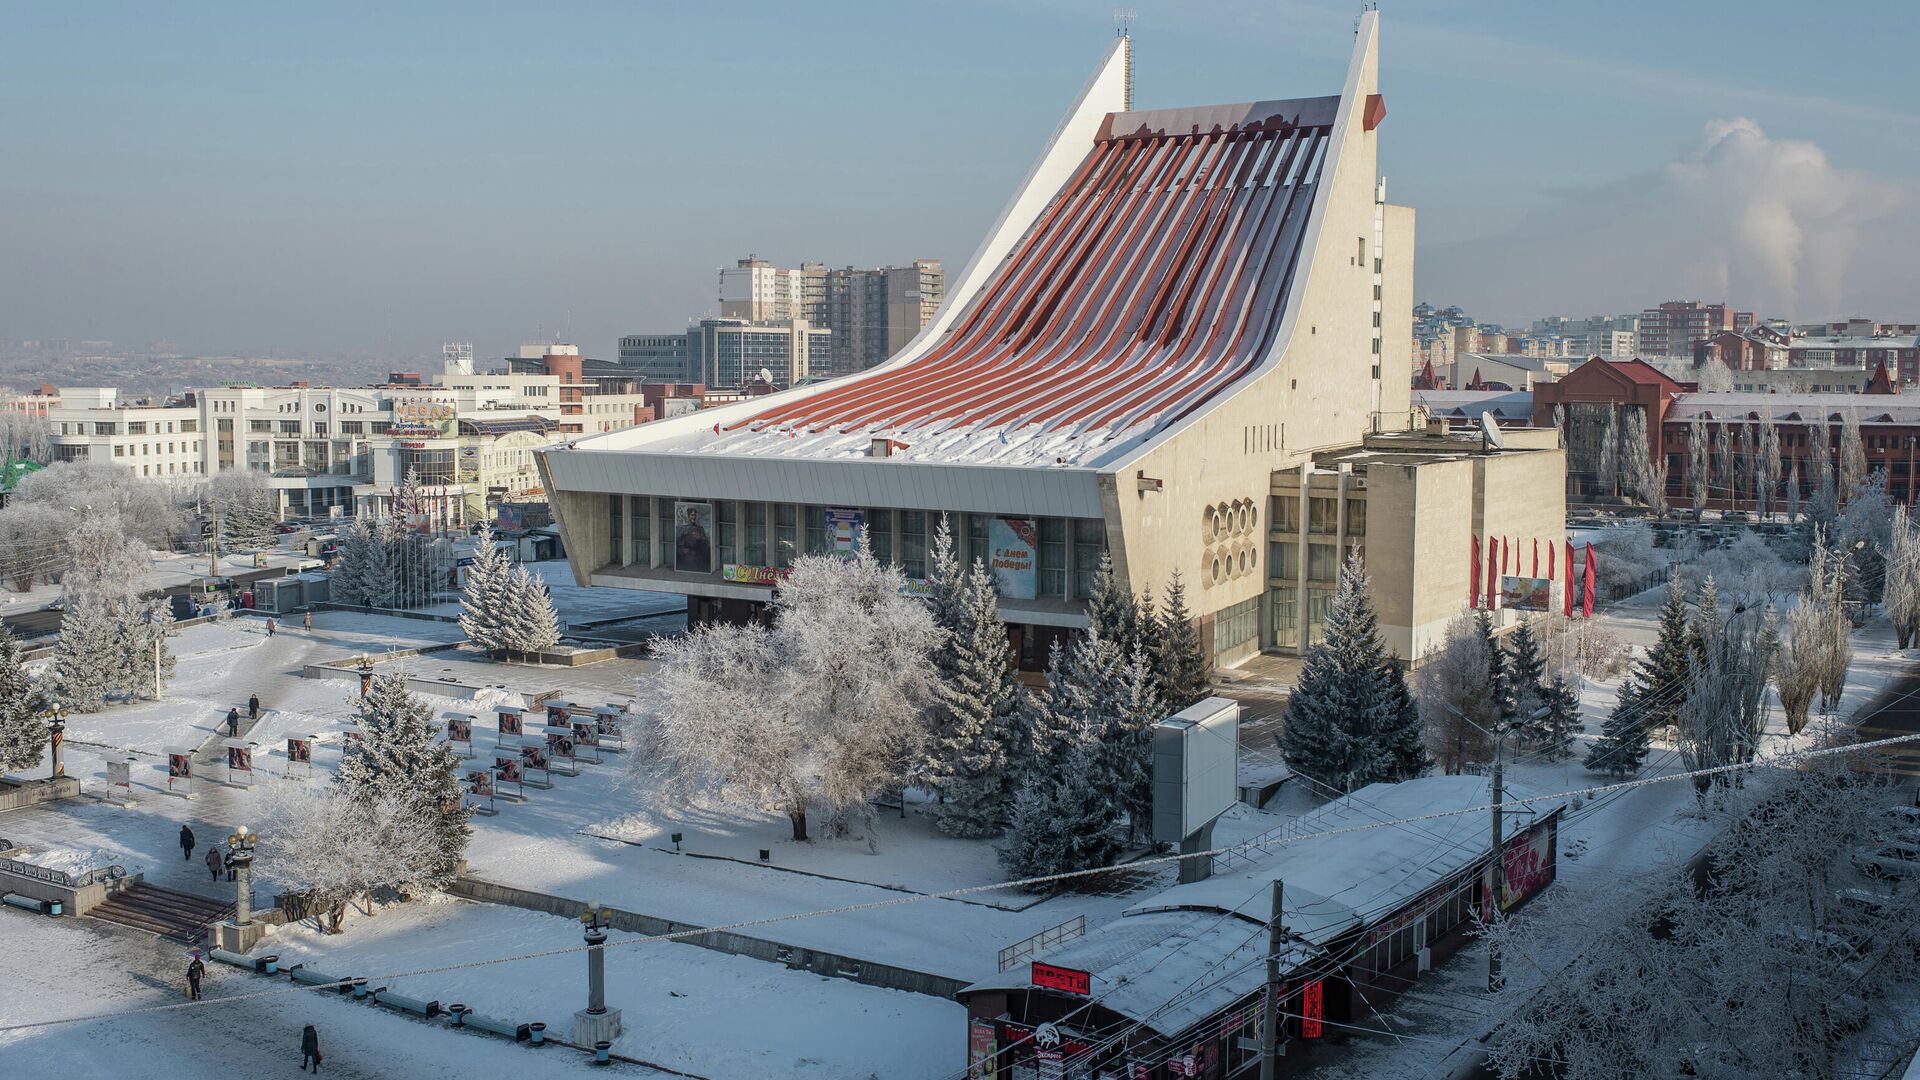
xmin=198 ymin=385 xmax=393 ymax=518
xmin=46 ymin=388 xmax=205 ymax=481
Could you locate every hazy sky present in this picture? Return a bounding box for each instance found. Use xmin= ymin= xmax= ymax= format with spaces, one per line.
xmin=4 ymin=1 xmax=1916 ymax=361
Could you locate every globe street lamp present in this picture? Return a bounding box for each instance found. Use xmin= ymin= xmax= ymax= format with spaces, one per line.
xmin=573 ymin=899 xmax=623 ymax=1052
xmin=226 ymin=826 xmax=256 ymax=927
xmin=47 ymin=702 xmax=64 ymax=779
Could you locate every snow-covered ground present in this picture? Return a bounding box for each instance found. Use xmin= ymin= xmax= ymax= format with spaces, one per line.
xmin=263 ymin=900 xmax=965 ymax=1079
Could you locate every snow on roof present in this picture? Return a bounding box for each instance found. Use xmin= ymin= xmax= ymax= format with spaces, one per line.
xmin=1790 ymin=335 xmax=1920 ymax=351
xmin=1670 ymin=393 xmax=1920 ymax=424
xmin=963 ymin=776 xmax=1561 ymax=1035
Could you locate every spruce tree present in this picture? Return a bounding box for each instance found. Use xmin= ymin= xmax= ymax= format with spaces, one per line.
xmin=1109 ymin=642 xmax=1164 ymax=840
xmin=1374 ymin=654 xmax=1431 ymax=781
xmin=0 ymin=626 xmax=46 ymax=773
xmin=998 ymin=742 xmax=1122 ymax=890
xmin=336 ymin=671 xmax=471 ymax=882
xmin=1481 ymin=610 xmax=1516 ymax=733
xmin=499 ymin=564 xmax=562 ymax=654
xmin=457 ymin=524 xmax=510 ymax=652
xmin=1504 ymin=621 xmax=1550 ymax=747
xmin=332 ymin=518 xmax=377 ymax=608
xmin=925 ymin=558 xmax=1024 ymax=837
xmin=1585 ymin=681 xmax=1650 ymax=776
xmin=366 ymin=516 xmax=398 ymax=608
xmin=50 ymin=590 xmax=116 ymax=712
xmin=1087 ymin=554 xmax=1146 ymax=664
xmin=1154 ymin=569 xmax=1209 ymax=710
xmin=1280 ymin=550 xmax=1398 ymax=793
xmin=1639 ymin=581 xmax=1694 ymax=736
xmin=1538 ymin=674 xmax=1582 ymax=763
xmin=128 ymin=598 xmax=177 ymax=700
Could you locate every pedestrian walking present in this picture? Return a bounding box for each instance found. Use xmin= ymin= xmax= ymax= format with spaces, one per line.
xmin=301 ymin=1024 xmax=322 ymax=1072
xmin=179 ymin=825 xmax=195 ymax=861
xmin=186 ymin=953 xmax=205 ymax=1001
xmin=226 ymin=708 xmax=240 ymax=738
xmin=266 ymin=618 xmax=276 ymax=637
xmin=302 ymin=611 xmax=313 ymax=632
xmin=225 ymin=848 xmax=236 ymax=882
xmin=206 ymin=845 xmax=223 ymax=882
xmin=248 ymin=694 xmax=260 ymax=721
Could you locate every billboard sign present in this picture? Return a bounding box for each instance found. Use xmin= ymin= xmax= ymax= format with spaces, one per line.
xmin=825 ymin=508 xmax=864 ymax=557
xmin=1151 ymin=697 xmax=1242 ymax=845
xmin=447 ymin=715 xmax=472 ymax=744
xmin=166 ymin=750 xmax=191 ymax=792
xmin=107 ymin=759 xmax=131 ymax=793
xmin=1498 ymin=817 xmax=1557 ymax=912
xmin=988 ymin=517 xmax=1039 ymax=600
xmin=1301 ymin=979 xmax=1324 ymax=1038
xmin=673 ymin=501 xmax=714 ymax=572
xmin=1499 ymin=576 xmax=1554 ymax=612
xmin=390 ymin=393 xmax=458 ymax=437
xmin=723 ymin=563 xmax=790 ymax=586
xmin=497 ymin=707 xmax=524 ymax=738
xmin=1031 ymin=961 xmax=1091 ymax=995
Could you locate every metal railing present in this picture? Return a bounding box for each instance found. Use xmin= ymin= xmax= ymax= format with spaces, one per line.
xmin=997 ymin=914 xmax=1087 ymax=972
xmin=0 ymin=853 xmax=127 ymax=889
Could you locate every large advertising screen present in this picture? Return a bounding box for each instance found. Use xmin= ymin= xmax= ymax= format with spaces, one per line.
xmin=674 ymin=501 xmax=714 ymax=572
xmin=988 ymin=518 xmax=1039 ymax=600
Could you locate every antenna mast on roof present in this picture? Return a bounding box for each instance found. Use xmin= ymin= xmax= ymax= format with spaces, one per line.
xmin=1114 ymin=8 xmax=1135 ymax=110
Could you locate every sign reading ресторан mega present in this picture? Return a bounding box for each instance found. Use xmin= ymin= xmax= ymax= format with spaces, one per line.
xmin=1030 ymin=961 xmax=1090 ymax=995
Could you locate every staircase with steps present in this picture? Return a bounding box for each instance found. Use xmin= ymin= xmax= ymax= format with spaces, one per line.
xmin=88 ymin=882 xmax=235 ymax=942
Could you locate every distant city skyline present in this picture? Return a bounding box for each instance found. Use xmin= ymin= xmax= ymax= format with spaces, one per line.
xmin=3 ymin=1 xmax=1915 ymax=360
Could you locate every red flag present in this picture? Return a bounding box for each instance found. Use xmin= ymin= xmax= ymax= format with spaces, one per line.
xmin=1499 ymin=538 xmax=1507 ymax=575
xmin=1564 ymin=541 xmax=1575 ymax=616
xmin=1582 ymin=543 xmax=1597 ymax=618
xmin=1532 ymin=538 xmax=1539 ymax=578
xmin=1470 ymin=535 xmax=1481 ymax=608
xmin=1487 ymin=541 xmax=1499 ymax=608
xmin=1548 ymin=540 xmax=1556 ymax=579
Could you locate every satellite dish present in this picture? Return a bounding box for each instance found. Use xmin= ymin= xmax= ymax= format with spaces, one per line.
xmin=759 ymin=367 xmax=774 ymax=385
xmin=1479 ymin=412 xmax=1506 ymax=450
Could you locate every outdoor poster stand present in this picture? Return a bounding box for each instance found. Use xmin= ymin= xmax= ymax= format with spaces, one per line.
xmin=223 ymin=740 xmax=255 ymax=788
xmin=446 ymin=714 xmax=474 ymax=758
xmin=544 ymin=698 xmax=573 ymax=730
xmin=544 ymin=726 xmax=580 ymax=777
xmin=496 ymin=706 xmax=525 ymax=746
xmin=520 ymin=742 xmax=553 ymax=789
xmin=570 ymin=718 xmax=601 ymax=764
xmin=465 ymin=768 xmax=498 ymax=816
xmin=165 ymin=748 xmax=194 ymax=798
xmin=106 ymin=759 xmax=134 ymax=805
xmin=493 ymin=754 xmax=526 ymax=801
xmin=286 ymin=736 xmax=315 ymax=780
xmin=593 ymin=705 xmax=626 ymax=752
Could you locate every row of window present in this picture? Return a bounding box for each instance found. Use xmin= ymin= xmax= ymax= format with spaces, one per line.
xmin=1270 ymin=495 xmax=1367 ymax=536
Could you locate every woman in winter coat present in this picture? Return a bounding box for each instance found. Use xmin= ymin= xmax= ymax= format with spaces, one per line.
xmin=206 ymin=845 xmax=223 ymax=881
xmin=301 ymin=1024 xmax=321 ymax=1072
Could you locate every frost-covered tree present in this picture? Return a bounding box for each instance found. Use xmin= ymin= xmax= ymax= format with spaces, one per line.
xmin=496 ymin=563 xmax=562 ymax=656
xmin=0 ymin=626 xmax=45 ymax=773
xmin=210 ymin=469 xmax=281 ymax=550
xmin=1417 ymin=612 xmax=1496 ymax=775
xmin=922 ymin=552 xmax=1023 ymax=838
xmin=1535 ymin=674 xmax=1581 ymax=762
xmin=331 ymin=518 xmax=380 ymax=608
xmin=1687 ymin=416 xmax=1710 ymax=519
xmin=1755 ymin=413 xmax=1781 ymax=521
xmin=335 ymin=671 xmax=471 ymax=881
xmin=1713 ymin=426 xmax=1735 ymax=510
xmin=630 ymin=548 xmax=942 ymax=843
xmin=1839 ymin=408 xmax=1866 ymax=497
xmin=1620 ymin=409 xmax=1666 ymax=514
xmin=255 ymin=782 xmax=443 ymax=934
xmin=1597 ymin=406 xmax=1620 ymax=496
xmin=1154 ymin=569 xmax=1209 ymax=710
xmin=1694 ymin=357 xmax=1734 ymax=392
xmin=1806 ymin=536 xmax=1852 ymax=714
xmin=1784 ymin=459 xmax=1802 ymax=523
xmin=1280 ymin=550 xmax=1416 ymax=793
xmin=999 ymin=740 xmax=1122 ymax=890
xmin=49 ymin=590 xmax=117 ymax=713
xmin=1584 ymin=582 xmax=1690 ymax=776
xmin=113 ymin=597 xmax=177 ymax=701
xmin=1676 ymin=607 xmax=1773 ymax=795
xmin=63 ymin=514 xmax=150 ymax=600
xmin=1808 ymin=418 xmax=1838 ymax=528
xmin=1884 ymin=504 xmax=1920 ymax=649
xmin=1583 ymin=682 xmax=1650 ymax=778
xmin=10 ymin=460 xmax=187 ymax=548
xmin=456 ymin=524 xmax=511 ymax=651
xmin=1835 ymin=472 xmax=1891 ymax=604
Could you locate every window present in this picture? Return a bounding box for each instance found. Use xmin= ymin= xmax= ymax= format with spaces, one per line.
xmin=180 ymin=420 xmax=197 ymax=433
xmin=803 ymin=505 xmax=825 ymax=555
xmin=1305 ymin=589 xmax=1335 ymax=644
xmin=1270 ymin=586 xmax=1298 ymax=635
xmin=218 ymin=418 xmax=233 ymax=433
xmin=1270 ymin=542 xmax=1298 ymax=580
xmin=250 ymin=420 xmax=271 ymax=434
xmin=865 ymin=509 xmax=892 ymax=563
xmin=745 ymin=502 xmax=767 ymax=567
xmin=128 ymin=422 xmax=147 ymax=435
xmin=1071 ymin=519 xmax=1104 ymax=597
xmin=716 ymin=501 xmax=736 ymax=564
xmin=1214 ymin=596 xmax=1259 ymax=661
xmin=95 ymin=422 xmax=116 ymax=436
xmin=630 ymin=496 xmax=650 ymax=568
xmin=657 ymin=499 xmax=675 ymax=565
xmin=775 ymin=504 xmax=797 ymax=568
xmin=1271 ymin=494 xmax=1300 ymax=533
xmin=1345 ymin=498 xmax=1366 ymax=536
xmin=1308 ymin=544 xmax=1338 ymax=582
xmin=608 ymin=494 xmax=624 ymax=565
xmin=279 ymin=421 xmax=300 ymax=436
xmin=966 ymin=514 xmax=989 ymax=567
xmin=1308 ymin=498 xmax=1337 ymax=535
xmin=1038 ymin=518 xmax=1067 ymax=597
xmin=342 ymin=421 xmax=363 ymax=435
xmin=899 ymin=510 xmax=927 ymax=578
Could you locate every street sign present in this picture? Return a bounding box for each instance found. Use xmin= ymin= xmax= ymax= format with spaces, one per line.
xmin=1031 ymin=961 xmax=1090 ymax=995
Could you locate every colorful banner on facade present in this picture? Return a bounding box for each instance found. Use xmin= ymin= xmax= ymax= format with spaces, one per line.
xmin=825 ymin=508 xmax=864 ymax=557
xmin=1499 ymin=818 xmax=1557 ymax=912
xmin=1499 ymin=576 xmax=1554 ymax=612
xmin=967 ymin=1020 xmax=996 ymax=1080
xmin=674 ymin=501 xmax=714 ymax=572
xmin=723 ymin=563 xmax=790 ymax=586
xmin=988 ymin=517 xmax=1039 ymax=600
xmin=389 ymin=393 xmax=458 ymax=437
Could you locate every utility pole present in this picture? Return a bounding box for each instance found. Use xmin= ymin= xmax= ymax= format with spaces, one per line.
xmin=1488 ymin=729 xmax=1506 ymax=993
xmin=1259 ymin=878 xmax=1286 ymax=1080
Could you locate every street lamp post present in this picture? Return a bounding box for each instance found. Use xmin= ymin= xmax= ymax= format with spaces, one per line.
xmin=48 ymin=703 xmax=64 ymax=779
xmin=573 ymin=900 xmax=623 ymax=1051
xmin=227 ymin=826 xmax=256 ymax=927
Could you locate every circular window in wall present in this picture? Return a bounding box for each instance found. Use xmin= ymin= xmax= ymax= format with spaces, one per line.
xmin=1209 ymin=508 xmax=1224 ymax=541
xmin=1211 ymin=556 xmax=1224 ymax=584
xmin=1238 ymin=548 xmax=1250 ymax=575
xmin=314 ymin=403 xmax=327 ymax=413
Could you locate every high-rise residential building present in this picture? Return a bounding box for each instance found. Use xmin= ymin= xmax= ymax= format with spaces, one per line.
xmin=719 ymin=257 xmax=806 ymax=321
xmin=716 ymin=256 xmax=944 ymax=375
xmin=1638 ymin=301 xmax=1755 ymax=360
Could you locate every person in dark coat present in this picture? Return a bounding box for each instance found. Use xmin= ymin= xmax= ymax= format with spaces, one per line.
xmin=206 ymin=845 xmax=223 ymax=881
xmin=248 ymin=694 xmax=260 ymax=721
xmin=179 ymin=825 xmax=195 ymax=861
xmin=186 ymin=953 xmax=205 ymax=1000
xmin=225 ymin=708 xmax=240 ymax=737
xmin=301 ymin=1024 xmax=321 ymax=1072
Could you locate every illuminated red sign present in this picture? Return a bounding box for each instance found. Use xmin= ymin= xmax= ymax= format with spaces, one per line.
xmin=1031 ymin=961 xmax=1090 ymax=995
xmin=1301 ymin=979 xmax=1324 ymax=1038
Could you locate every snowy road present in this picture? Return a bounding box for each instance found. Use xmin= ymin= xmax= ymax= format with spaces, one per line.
xmin=0 ymin=913 xmax=670 ymax=1079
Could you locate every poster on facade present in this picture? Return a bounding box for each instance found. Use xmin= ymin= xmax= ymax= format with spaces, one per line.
xmin=967 ymin=1020 xmax=997 ymax=1080
xmin=456 ymin=445 xmax=480 ymax=483
xmin=673 ymin=501 xmax=714 ymax=572
xmin=825 ymin=507 xmax=864 ymax=557
xmin=1499 ymin=576 xmax=1554 ymax=612
xmin=989 ymin=518 xmax=1039 ymax=600
xmin=390 ymin=393 xmax=458 ymax=437
xmin=1498 ymin=819 xmax=1557 ymax=912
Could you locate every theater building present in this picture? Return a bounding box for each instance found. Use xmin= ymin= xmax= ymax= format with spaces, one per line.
xmin=538 ymin=14 xmax=1561 ymax=666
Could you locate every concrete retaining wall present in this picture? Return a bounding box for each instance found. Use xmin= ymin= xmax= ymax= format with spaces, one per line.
xmin=0 ymin=866 xmax=142 ymax=916
xmin=0 ymin=776 xmax=81 ymax=814
xmin=447 ymin=876 xmax=967 ymax=1000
